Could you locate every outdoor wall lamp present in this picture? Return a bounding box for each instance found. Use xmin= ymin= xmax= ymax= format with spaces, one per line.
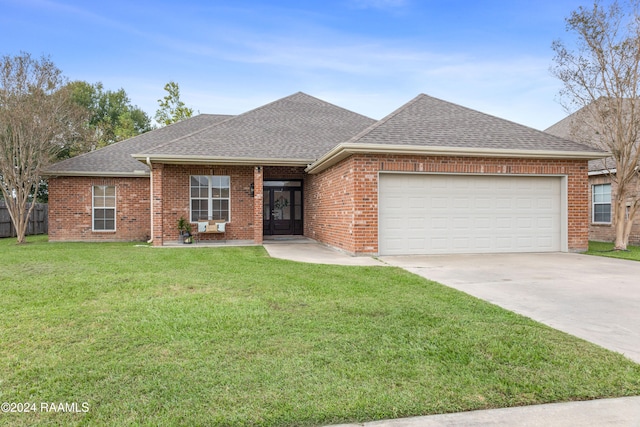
xmin=250 ymin=183 xmax=254 ymax=197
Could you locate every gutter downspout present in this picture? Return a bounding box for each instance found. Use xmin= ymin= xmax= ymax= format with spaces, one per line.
xmin=146 ymin=157 xmax=153 ymax=244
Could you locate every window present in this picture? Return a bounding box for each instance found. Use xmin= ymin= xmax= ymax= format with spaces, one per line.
xmin=592 ymin=183 xmax=611 ymax=223
xmin=93 ymin=185 xmax=116 ymax=231
xmin=190 ymin=176 xmax=230 ymax=222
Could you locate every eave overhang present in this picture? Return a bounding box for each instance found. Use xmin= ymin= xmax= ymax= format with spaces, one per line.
xmin=42 ymin=170 xmax=150 ymax=178
xmin=588 ymin=168 xmax=617 ymax=176
xmin=305 ymin=143 xmax=612 ymax=174
xmin=132 ymin=153 xmax=312 ymax=167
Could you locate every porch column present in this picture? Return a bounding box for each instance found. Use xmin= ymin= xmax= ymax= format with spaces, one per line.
xmin=152 ymin=163 xmax=164 ymax=246
xmin=253 ymin=166 xmax=263 ymax=244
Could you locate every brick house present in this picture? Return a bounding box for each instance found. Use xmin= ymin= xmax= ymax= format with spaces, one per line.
xmin=45 ymin=92 xmax=606 ymax=255
xmin=546 ymin=107 xmax=640 ymax=245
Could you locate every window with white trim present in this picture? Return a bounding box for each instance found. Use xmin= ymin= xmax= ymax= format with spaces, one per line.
xmin=190 ymin=176 xmax=230 ymax=222
xmin=93 ymin=185 xmax=116 ymax=231
xmin=592 ymin=183 xmax=611 ymax=223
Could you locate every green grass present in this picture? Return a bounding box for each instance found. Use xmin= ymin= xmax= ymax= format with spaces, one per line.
xmin=2 ymin=235 xmax=640 ymax=426
xmin=587 ymin=241 xmax=640 ymax=261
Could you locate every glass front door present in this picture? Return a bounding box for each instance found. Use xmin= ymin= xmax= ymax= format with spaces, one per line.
xmin=263 ymin=181 xmax=302 ymax=235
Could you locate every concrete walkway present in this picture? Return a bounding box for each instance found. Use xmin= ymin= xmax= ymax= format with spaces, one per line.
xmin=330 ymin=396 xmax=640 ymax=426
xmin=262 ymin=241 xmax=640 ymax=427
xmin=264 ymin=238 xmax=385 ymax=266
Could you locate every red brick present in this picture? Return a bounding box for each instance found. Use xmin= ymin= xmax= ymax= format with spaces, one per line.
xmin=50 ymin=155 xmax=597 ymax=253
xmin=49 ymin=176 xmax=150 ymax=242
xmin=305 ymin=154 xmax=590 ymax=254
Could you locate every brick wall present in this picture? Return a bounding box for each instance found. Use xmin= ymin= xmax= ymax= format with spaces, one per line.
xmin=48 ymin=176 xmax=150 ymax=242
xmin=588 ymin=174 xmax=640 ymax=245
xmin=48 ymin=165 xmax=309 ymax=245
xmin=305 ymin=159 xmax=356 ymax=251
xmin=306 ymin=154 xmax=591 ymax=254
xmin=49 ymin=157 xmax=599 ymax=251
xmin=151 ymin=164 xmax=255 ymax=246
xmin=264 ymin=166 xmax=306 ymax=180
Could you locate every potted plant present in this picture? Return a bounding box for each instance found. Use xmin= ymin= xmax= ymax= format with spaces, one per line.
xmin=177 ymin=216 xmax=193 ymax=244
xmin=183 ymin=222 xmax=193 ymax=244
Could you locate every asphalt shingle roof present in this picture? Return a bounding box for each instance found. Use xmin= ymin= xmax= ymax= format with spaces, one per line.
xmin=44 ymin=114 xmax=233 ymax=176
xmin=136 ymin=92 xmax=376 ymax=161
xmin=47 ymin=92 xmax=607 ymax=177
xmin=544 ymin=106 xmax=619 ymax=172
xmin=348 ymin=94 xmax=605 ymax=153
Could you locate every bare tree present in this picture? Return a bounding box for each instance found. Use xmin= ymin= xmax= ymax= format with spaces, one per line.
xmin=0 ymin=53 xmax=87 ymax=243
xmin=552 ymin=0 xmax=640 ymax=250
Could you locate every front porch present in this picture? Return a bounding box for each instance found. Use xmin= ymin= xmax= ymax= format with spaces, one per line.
xmin=150 ymin=163 xmax=307 ymax=246
xmin=162 ymin=235 xmax=314 ymax=247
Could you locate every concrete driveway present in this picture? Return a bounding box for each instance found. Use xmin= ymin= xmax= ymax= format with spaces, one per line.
xmin=380 ymin=253 xmax=640 ymax=363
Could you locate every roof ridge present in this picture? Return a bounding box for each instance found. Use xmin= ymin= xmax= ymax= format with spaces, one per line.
xmin=45 ymin=114 xmax=234 ymax=175
xmin=346 ymin=93 xmax=427 ymax=144
xmin=142 ymin=114 xmax=237 ymax=153
xmin=240 ymin=91 xmax=374 ymax=121
xmin=345 ymin=93 xmax=605 ymax=154
xmin=135 ymin=96 xmax=314 ymax=153
xmin=291 ymin=92 xmax=376 ymax=121
xmin=409 ymin=94 xmax=602 ymax=151
xmin=149 ymin=92 xmax=375 ymax=153
xmin=52 ymin=114 xmax=233 ymax=166
xmin=47 ymin=123 xmax=154 ymax=167
xmin=422 ymin=93 xmax=588 ymax=145
xmin=446 ymin=97 xmax=603 ymax=149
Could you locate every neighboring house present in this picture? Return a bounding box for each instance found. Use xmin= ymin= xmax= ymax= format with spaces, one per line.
xmin=45 ymin=92 xmax=607 ymax=255
xmin=546 ymin=109 xmax=640 ymax=245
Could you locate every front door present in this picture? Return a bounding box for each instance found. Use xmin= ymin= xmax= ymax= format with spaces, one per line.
xmin=263 ymin=181 xmax=303 ymax=235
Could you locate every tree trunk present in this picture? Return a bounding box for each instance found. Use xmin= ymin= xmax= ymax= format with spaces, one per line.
xmin=3 ymin=195 xmax=35 ymax=244
xmin=613 ymin=196 xmax=628 ymax=251
xmin=623 ymin=201 xmax=639 ymax=249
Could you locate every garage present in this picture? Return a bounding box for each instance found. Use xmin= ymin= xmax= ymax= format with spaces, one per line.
xmin=378 ymin=173 xmax=565 ymax=255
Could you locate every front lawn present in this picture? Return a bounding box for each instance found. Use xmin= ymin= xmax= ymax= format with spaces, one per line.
xmin=587 ymin=241 xmax=640 ymax=261
xmin=2 ymin=236 xmax=640 ymax=426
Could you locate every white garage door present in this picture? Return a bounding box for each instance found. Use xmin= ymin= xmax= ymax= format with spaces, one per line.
xmin=379 ymin=174 xmax=564 ymax=255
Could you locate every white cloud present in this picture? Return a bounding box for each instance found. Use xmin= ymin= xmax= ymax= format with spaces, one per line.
xmin=22 ymin=0 xmax=566 ymax=129
xmin=122 ymin=25 xmax=566 ymax=129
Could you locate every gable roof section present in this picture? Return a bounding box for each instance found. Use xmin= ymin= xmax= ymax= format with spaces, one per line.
xmin=545 ymin=106 xmax=618 ymax=173
xmin=307 ymin=94 xmax=609 ymax=173
xmin=44 ymin=114 xmax=233 ymax=177
xmin=132 ymin=92 xmax=377 ymax=166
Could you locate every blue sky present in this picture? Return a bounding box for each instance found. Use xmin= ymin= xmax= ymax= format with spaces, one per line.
xmin=1 ymin=0 xmax=589 ymax=129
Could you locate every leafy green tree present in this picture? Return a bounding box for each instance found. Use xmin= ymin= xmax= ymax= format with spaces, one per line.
xmin=66 ymin=81 xmax=153 ymax=155
xmin=155 ymin=81 xmax=194 ymax=126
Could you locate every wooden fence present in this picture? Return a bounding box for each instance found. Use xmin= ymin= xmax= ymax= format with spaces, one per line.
xmin=0 ymin=200 xmax=48 ymax=238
